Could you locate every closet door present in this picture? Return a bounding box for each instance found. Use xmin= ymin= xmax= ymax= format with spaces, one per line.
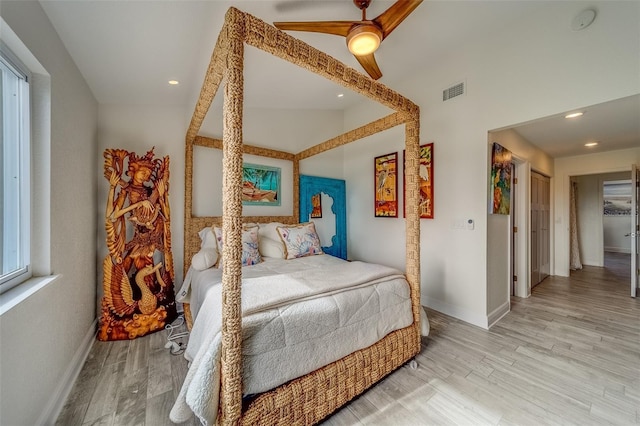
xmin=531 ymin=172 xmax=551 ymax=286
xmin=539 ymin=174 xmax=551 ymax=281
xmin=631 ymin=164 xmax=638 ymax=297
xmin=531 ymin=175 xmax=540 ymax=286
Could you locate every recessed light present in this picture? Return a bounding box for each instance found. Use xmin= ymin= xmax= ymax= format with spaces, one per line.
xmin=565 ymin=112 xmax=583 ymax=119
xmin=585 ymin=142 xmax=598 ymax=147
xmin=337 ymin=93 xmax=344 ymax=98
xmin=168 ymin=80 xmax=179 ymax=85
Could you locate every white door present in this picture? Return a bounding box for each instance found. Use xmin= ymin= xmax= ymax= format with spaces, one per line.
xmin=631 ymin=164 xmax=639 ymax=297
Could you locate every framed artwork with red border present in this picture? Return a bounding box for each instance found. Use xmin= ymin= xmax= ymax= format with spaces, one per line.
xmin=374 ymin=152 xmax=398 ymax=217
xmin=404 ymin=143 xmax=434 ymax=219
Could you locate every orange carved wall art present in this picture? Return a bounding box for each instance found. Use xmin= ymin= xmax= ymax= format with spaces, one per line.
xmin=99 ymin=147 xmax=177 ymax=340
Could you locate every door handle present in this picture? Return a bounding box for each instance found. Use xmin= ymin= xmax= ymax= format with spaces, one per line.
xmin=625 ymin=233 xmax=637 ymax=237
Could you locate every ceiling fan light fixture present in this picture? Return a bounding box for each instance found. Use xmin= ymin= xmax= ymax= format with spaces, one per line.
xmin=346 ymin=24 xmax=382 ymax=56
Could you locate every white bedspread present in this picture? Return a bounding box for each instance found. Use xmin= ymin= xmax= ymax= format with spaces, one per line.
xmin=170 ymin=255 xmax=417 ymax=425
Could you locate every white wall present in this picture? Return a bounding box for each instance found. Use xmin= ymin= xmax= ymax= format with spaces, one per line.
xmin=555 ymin=148 xmax=640 ymax=276
xmin=604 ymin=217 xmax=632 ymax=253
xmin=0 ymin=2 xmax=98 ymax=425
xmin=343 ymin=1 xmax=640 ymax=328
xmin=486 ymin=129 xmax=553 ymax=320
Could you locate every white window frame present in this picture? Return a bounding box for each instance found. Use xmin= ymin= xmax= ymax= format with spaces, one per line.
xmin=1 ymin=45 xmax=32 ymax=294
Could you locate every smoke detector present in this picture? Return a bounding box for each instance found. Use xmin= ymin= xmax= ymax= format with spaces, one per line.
xmin=571 ymin=9 xmax=596 ymax=31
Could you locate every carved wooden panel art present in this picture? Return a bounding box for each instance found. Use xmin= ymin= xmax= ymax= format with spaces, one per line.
xmin=98 ymin=147 xmax=177 ymax=341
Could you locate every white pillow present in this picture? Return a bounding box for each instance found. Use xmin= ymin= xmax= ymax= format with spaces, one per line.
xmin=276 ymin=222 xmax=324 ymax=260
xmin=257 ymin=222 xmax=286 ymax=258
xmin=191 ymin=248 xmax=218 ymax=270
xmin=258 ymin=222 xmax=285 ymax=241
xmin=199 ymin=227 xmax=218 ymax=249
xmin=191 ymin=226 xmax=219 ymax=270
xmin=259 ymin=236 xmax=286 ymax=258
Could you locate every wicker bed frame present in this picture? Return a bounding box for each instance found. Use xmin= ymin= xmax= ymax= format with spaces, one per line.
xmin=183 ymin=7 xmax=421 ymax=425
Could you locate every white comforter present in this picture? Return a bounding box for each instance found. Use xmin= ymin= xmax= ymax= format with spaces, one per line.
xmin=170 ymin=255 xmax=416 ymax=425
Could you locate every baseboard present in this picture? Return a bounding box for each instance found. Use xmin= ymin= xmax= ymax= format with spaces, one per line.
xmin=604 ymin=247 xmax=631 ymax=254
xmin=487 ymin=301 xmax=510 ymax=329
xmin=37 ymin=318 xmax=97 ymax=425
xmin=423 ymin=297 xmax=488 ymax=330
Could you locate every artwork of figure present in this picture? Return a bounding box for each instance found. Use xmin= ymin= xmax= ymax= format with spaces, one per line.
xmin=490 ymin=142 xmax=512 ymax=215
xmin=98 ymin=147 xmax=177 ymax=341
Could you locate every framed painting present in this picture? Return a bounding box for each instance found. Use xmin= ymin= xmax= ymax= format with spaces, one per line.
xmin=310 ymin=193 xmax=322 ymax=218
xmin=603 ymin=180 xmax=632 ymax=216
xmin=242 ymin=163 xmax=281 ymax=206
xmin=490 ymin=142 xmax=512 ymax=215
xmin=403 ymin=143 xmax=434 ymax=219
xmin=374 ymin=152 xmax=398 ymax=217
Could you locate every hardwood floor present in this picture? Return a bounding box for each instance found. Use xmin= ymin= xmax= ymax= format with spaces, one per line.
xmin=604 ymin=251 xmax=631 ymax=281
xmin=57 ymin=265 xmax=639 ymax=425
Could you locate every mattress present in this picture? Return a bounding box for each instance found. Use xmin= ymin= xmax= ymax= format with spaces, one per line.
xmin=171 ymin=254 xmax=414 ymax=425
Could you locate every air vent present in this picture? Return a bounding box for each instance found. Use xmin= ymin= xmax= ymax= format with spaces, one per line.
xmin=443 ymin=82 xmax=465 ymax=101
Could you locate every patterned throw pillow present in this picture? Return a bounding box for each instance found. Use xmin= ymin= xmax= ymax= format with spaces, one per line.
xmin=213 ymin=225 xmax=263 ymax=267
xmin=276 ymin=222 xmax=324 ymax=260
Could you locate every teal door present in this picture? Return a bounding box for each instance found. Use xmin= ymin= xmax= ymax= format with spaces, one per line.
xmin=300 ymin=175 xmax=347 ymax=259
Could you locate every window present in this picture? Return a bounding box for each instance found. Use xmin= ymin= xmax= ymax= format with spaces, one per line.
xmin=1 ymin=49 xmax=31 ymax=293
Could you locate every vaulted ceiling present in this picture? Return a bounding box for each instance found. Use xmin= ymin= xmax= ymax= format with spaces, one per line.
xmin=38 ymin=0 xmax=640 ymax=158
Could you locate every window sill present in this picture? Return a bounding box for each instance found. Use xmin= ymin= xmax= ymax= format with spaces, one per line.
xmin=0 ymin=275 xmax=60 ymax=316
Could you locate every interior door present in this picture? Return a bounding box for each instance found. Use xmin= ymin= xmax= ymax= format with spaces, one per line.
xmin=531 ymin=172 xmax=550 ymax=287
xmin=631 ymin=164 xmax=638 ymax=297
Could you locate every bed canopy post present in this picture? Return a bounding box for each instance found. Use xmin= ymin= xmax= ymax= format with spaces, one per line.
xmin=404 ymin=116 xmax=422 ymax=343
xmin=220 ymin=7 xmax=245 ymax=425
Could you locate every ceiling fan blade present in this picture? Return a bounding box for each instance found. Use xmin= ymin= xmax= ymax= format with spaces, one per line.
xmin=373 ymin=0 xmax=423 ymax=39
xmin=273 ymin=21 xmax=356 ymax=37
xmin=354 ymin=53 xmax=383 ymax=80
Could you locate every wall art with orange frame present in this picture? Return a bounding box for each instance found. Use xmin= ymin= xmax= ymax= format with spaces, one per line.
xmin=374 ymin=152 xmax=398 ymax=217
xmin=404 ymin=142 xmax=434 ymax=219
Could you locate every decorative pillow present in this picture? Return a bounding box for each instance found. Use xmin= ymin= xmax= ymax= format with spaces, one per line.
xmin=191 ymin=227 xmax=219 ymax=270
xmin=213 ymin=225 xmax=263 ymax=267
xmin=276 ymin=222 xmax=324 ymax=260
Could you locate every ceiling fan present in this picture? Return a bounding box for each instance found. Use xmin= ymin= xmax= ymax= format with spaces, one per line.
xmin=274 ymin=0 xmax=423 ymax=80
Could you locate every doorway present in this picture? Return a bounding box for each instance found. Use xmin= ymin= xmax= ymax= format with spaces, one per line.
xmin=570 ymin=169 xmax=637 ymax=296
xmin=603 ymin=178 xmax=633 ymax=281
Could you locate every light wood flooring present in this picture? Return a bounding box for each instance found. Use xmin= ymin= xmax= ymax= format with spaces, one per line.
xmin=57 ymin=262 xmax=639 ymax=425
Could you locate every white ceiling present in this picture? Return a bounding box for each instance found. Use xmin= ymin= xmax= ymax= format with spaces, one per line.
xmin=511 ymin=94 xmax=640 ymax=158
xmin=38 ymin=0 xmax=639 ymax=158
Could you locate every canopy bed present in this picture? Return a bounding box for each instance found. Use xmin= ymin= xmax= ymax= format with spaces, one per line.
xmin=172 ymin=7 xmax=422 ymax=425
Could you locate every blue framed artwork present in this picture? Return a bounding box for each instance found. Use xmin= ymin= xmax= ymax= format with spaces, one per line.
xmin=242 ymin=163 xmax=281 ymax=206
